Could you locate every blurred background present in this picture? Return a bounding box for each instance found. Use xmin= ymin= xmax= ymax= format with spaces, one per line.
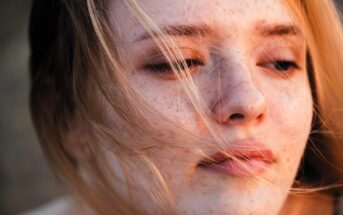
xmin=1 ymin=1 xmax=343 ymax=215
xmin=0 ymin=1 xmax=64 ymax=215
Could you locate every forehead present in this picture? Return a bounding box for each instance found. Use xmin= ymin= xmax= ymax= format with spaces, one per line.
xmin=111 ymin=0 xmax=295 ymax=42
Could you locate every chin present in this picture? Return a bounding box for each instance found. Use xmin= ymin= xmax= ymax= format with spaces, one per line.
xmin=174 ymin=183 xmax=288 ymax=215
xmin=175 ymin=200 xmax=284 ymax=215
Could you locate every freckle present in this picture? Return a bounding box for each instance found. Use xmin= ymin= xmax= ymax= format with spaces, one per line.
xmin=167 ymin=130 xmax=176 ymax=137
xmin=196 ymin=117 xmax=206 ymax=133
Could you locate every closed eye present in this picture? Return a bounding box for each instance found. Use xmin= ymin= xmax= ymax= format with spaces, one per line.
xmin=262 ymin=60 xmax=300 ymax=72
xmin=144 ymin=58 xmax=204 ymax=74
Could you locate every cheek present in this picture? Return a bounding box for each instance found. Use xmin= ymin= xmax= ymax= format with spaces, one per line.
xmin=134 ymin=76 xmax=201 ymax=131
xmin=271 ymin=80 xmax=313 ymax=141
xmin=267 ymin=76 xmax=313 ymax=177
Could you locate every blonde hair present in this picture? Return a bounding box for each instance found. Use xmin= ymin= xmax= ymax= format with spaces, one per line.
xmin=285 ymin=0 xmax=343 ymax=190
xmin=29 ymin=0 xmax=343 ymax=214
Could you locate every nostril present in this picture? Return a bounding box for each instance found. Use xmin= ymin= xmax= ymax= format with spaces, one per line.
xmin=229 ymin=113 xmax=245 ymax=121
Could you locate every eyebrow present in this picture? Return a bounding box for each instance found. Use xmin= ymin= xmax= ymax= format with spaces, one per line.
xmin=134 ymin=22 xmax=301 ymax=42
xmin=256 ymin=23 xmax=301 ymax=37
xmin=134 ymin=24 xmax=213 ymax=42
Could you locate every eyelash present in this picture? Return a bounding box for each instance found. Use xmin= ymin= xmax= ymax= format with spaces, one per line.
xmin=144 ymin=58 xmax=299 ymax=78
xmin=144 ymin=58 xmax=205 ymax=74
xmin=262 ymin=60 xmax=300 ymax=72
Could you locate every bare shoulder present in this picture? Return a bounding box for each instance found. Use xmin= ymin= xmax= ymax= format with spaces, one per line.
xmin=19 ymin=197 xmax=74 ymax=215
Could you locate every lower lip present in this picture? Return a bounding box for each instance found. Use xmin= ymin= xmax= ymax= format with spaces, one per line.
xmin=200 ymin=159 xmax=272 ymax=177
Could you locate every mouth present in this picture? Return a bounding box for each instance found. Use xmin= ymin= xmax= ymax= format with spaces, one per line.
xmin=197 ymin=149 xmax=275 ymax=177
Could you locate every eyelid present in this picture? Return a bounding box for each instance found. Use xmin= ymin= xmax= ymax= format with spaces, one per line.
xmin=259 ymin=60 xmax=299 ymax=70
xmin=252 ymin=45 xmax=305 ymax=80
xmin=142 ymin=47 xmax=206 ymax=79
xmin=255 ymin=44 xmax=304 ymax=62
xmin=256 ymin=60 xmax=300 ymax=80
xmin=147 ymin=47 xmax=205 ymax=64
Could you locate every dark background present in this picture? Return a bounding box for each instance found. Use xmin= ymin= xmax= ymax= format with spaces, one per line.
xmin=1 ymin=1 xmax=343 ymax=215
xmin=1 ymin=1 xmax=64 ymax=215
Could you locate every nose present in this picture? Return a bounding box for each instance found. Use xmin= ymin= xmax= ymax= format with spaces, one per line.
xmin=211 ymin=78 xmax=267 ymax=126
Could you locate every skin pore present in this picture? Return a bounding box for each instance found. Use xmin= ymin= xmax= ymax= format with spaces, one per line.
xmin=103 ymin=0 xmax=319 ymax=214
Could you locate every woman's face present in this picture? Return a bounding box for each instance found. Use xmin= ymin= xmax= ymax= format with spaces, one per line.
xmin=109 ymin=0 xmax=313 ymax=214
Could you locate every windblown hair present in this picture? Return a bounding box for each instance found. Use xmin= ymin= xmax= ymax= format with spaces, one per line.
xmin=29 ymin=0 xmax=343 ymax=214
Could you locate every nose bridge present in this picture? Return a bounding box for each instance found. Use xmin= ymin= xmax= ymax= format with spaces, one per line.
xmin=212 ymin=51 xmax=267 ymax=126
xmin=219 ymin=49 xmax=259 ymax=100
xmin=217 ymin=44 xmax=252 ymax=87
xmin=229 ymin=67 xmax=262 ymax=104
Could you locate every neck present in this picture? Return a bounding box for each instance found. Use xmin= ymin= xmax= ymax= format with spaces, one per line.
xmin=279 ymin=192 xmax=335 ymax=215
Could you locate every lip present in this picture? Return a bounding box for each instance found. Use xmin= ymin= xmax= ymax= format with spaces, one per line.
xmin=197 ymin=142 xmax=275 ymax=177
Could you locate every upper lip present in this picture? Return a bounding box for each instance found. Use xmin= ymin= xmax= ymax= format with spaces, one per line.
xmin=197 ymin=140 xmax=276 ymax=166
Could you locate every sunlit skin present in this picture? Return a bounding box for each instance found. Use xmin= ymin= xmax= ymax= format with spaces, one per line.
xmin=107 ymin=0 xmax=314 ymax=214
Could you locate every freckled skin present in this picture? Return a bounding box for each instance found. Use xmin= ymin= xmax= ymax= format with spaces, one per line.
xmin=109 ymin=0 xmax=313 ymax=215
